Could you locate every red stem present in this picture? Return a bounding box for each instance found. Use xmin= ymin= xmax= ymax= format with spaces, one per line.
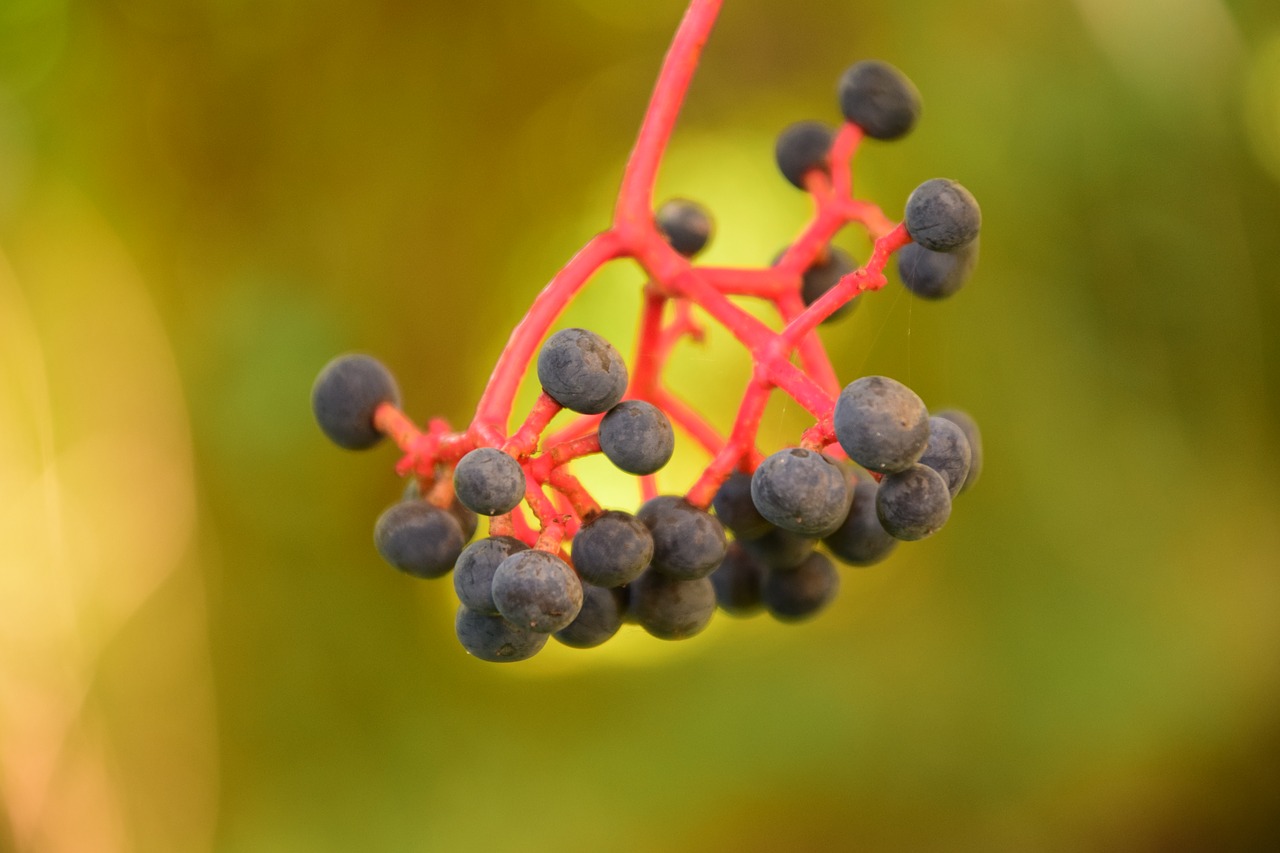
xmin=614 ymin=0 xmax=724 ymax=232
xmin=472 ymin=230 xmax=624 ymax=433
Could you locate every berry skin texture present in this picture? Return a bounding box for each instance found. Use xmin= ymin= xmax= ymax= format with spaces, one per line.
xmin=453 ymin=536 xmax=529 ymax=615
xmin=710 ymin=543 xmax=766 ymax=617
xmin=598 ymin=400 xmax=675 ymax=476
xmin=738 ymin=526 xmax=817 ymax=571
xmin=762 ymin=552 xmax=840 ymax=622
xmin=554 ymin=585 xmax=626 ymax=649
xmin=876 ymin=463 xmax=952 ymax=541
xmin=571 ymin=510 xmax=654 ymax=588
xmin=897 ymin=238 xmax=979 ymax=300
xmin=904 ymin=178 xmax=982 ymax=252
xmin=374 ymin=500 xmax=466 ymax=579
xmin=637 ymin=495 xmax=728 ymax=580
xmin=918 ymin=416 xmax=972 ymax=498
xmin=655 ymin=198 xmax=713 ymax=257
xmin=452 ymin=447 xmax=527 ymax=516
xmin=311 ymin=354 xmax=400 ymax=450
xmin=491 ymin=550 xmax=584 ymax=634
xmin=934 ymin=409 xmax=983 ymax=493
xmin=833 ymin=375 xmax=931 ymax=473
xmin=775 ymin=120 xmax=835 ymax=189
xmin=628 ymin=570 xmax=717 ymax=640
xmin=750 ymin=448 xmax=850 ymax=537
xmin=823 ymin=478 xmax=898 ymax=567
xmin=837 ymin=60 xmax=922 ymax=141
xmin=536 ymin=328 xmax=629 ymax=414
xmin=800 ymin=247 xmax=859 ymax=323
xmin=712 ymin=471 xmax=773 ymax=540
xmin=455 ymin=606 xmax=548 ymax=663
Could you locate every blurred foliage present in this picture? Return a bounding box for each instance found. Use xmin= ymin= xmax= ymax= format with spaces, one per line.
xmin=2 ymin=0 xmax=1280 ymax=850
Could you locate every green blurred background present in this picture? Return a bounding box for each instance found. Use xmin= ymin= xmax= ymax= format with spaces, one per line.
xmin=3 ymin=0 xmax=1280 ymax=850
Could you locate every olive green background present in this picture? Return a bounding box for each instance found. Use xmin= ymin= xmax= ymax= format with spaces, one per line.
xmin=3 ymin=0 xmax=1279 ymax=850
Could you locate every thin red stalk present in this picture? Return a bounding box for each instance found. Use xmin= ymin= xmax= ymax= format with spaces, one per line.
xmin=374 ymin=403 xmax=421 ymax=448
xmin=629 ymin=289 xmax=667 ymax=397
xmin=504 ymin=391 xmax=563 ymax=457
xmin=782 ymin=223 xmax=911 ymax=346
xmin=542 ymin=413 xmax=602 ymax=449
xmin=685 ymin=377 xmax=772 ymax=507
xmin=614 ymin=0 xmax=724 ymax=229
xmin=473 ymin=230 xmax=624 ymax=432
xmin=547 ymin=433 xmax=602 ymax=467
xmin=547 ymin=468 xmax=602 ymax=520
xmin=651 ymin=386 xmax=727 ymax=457
xmin=700 ymin=267 xmax=790 ymax=297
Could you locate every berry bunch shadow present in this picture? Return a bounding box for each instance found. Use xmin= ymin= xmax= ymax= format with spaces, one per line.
xmin=312 ymin=0 xmax=985 ymax=663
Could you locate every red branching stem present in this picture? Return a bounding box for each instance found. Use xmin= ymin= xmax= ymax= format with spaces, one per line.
xmin=614 ymin=0 xmax=724 ymax=230
xmin=775 ymin=288 xmax=841 ymax=397
xmin=534 ymin=523 xmax=567 ymax=554
xmin=509 ymin=507 xmax=537 ymax=546
xmin=781 ymin=223 xmax=912 ymax=346
xmin=700 ymin=267 xmax=790 ymax=297
xmin=546 ymin=433 xmax=601 ymax=467
xmin=829 ymin=123 xmax=863 ymax=199
xmin=374 ymin=403 xmax=420 ymax=447
xmin=425 ymin=476 xmax=455 ymax=510
xmin=547 ymin=468 xmax=602 ymax=521
xmin=650 ymin=386 xmax=727 ymax=457
xmin=640 ymin=474 xmax=659 ymax=503
xmin=489 ymin=513 xmax=515 ymax=538
xmin=542 ymin=413 xmax=603 ymax=449
xmin=685 ymin=375 xmax=773 ymax=508
xmin=523 ymin=476 xmax=561 ymax=529
xmin=657 ymin=299 xmax=704 ymax=360
xmin=630 ymin=288 xmax=668 ymax=397
xmin=473 ymin=230 xmax=624 ymax=432
xmin=503 ymin=392 xmax=563 ymax=457
xmin=800 ymin=416 xmax=837 ymax=452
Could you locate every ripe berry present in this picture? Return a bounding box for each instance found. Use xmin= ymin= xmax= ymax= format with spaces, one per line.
xmin=823 ymin=478 xmax=897 ymax=567
xmin=738 ymin=526 xmax=817 ymax=571
xmin=762 ymin=551 xmax=840 ymax=622
xmin=833 ymin=375 xmax=931 ymax=473
xmin=455 ymin=606 xmax=547 ymax=663
xmin=453 ymin=447 xmax=526 ymax=516
xmin=598 ymin=400 xmax=675 ymax=476
xmin=373 ymin=500 xmax=466 ymax=579
xmin=774 ymin=120 xmax=835 ymax=190
xmin=655 ymin=198 xmax=713 ymax=257
xmin=453 ymin=536 xmax=528 ymax=615
xmin=536 ymin=328 xmax=629 ymax=414
xmin=934 ymin=409 xmax=983 ymax=493
xmin=571 ymin=510 xmax=653 ymax=588
xmin=628 ymin=569 xmax=717 ymax=640
xmin=554 ymin=585 xmax=627 ymax=649
xmin=311 ymin=354 xmax=400 ymax=450
xmin=918 ymin=416 xmax=972 ymax=498
xmin=898 ymin=239 xmax=979 ymax=300
xmin=837 ymin=60 xmax=921 ymax=140
xmin=712 ymin=471 xmax=773 ymax=540
xmin=904 ymin=179 xmax=981 ymax=252
xmin=876 ymin=463 xmax=952 ymax=541
xmin=637 ymin=495 xmax=728 ymax=580
xmin=710 ymin=543 xmax=766 ymax=617
xmin=750 ymin=448 xmax=850 ymax=537
xmin=491 ymin=549 xmax=584 ymax=634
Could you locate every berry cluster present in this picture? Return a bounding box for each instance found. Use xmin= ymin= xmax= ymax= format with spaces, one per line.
xmin=312 ymin=0 xmax=984 ymax=662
